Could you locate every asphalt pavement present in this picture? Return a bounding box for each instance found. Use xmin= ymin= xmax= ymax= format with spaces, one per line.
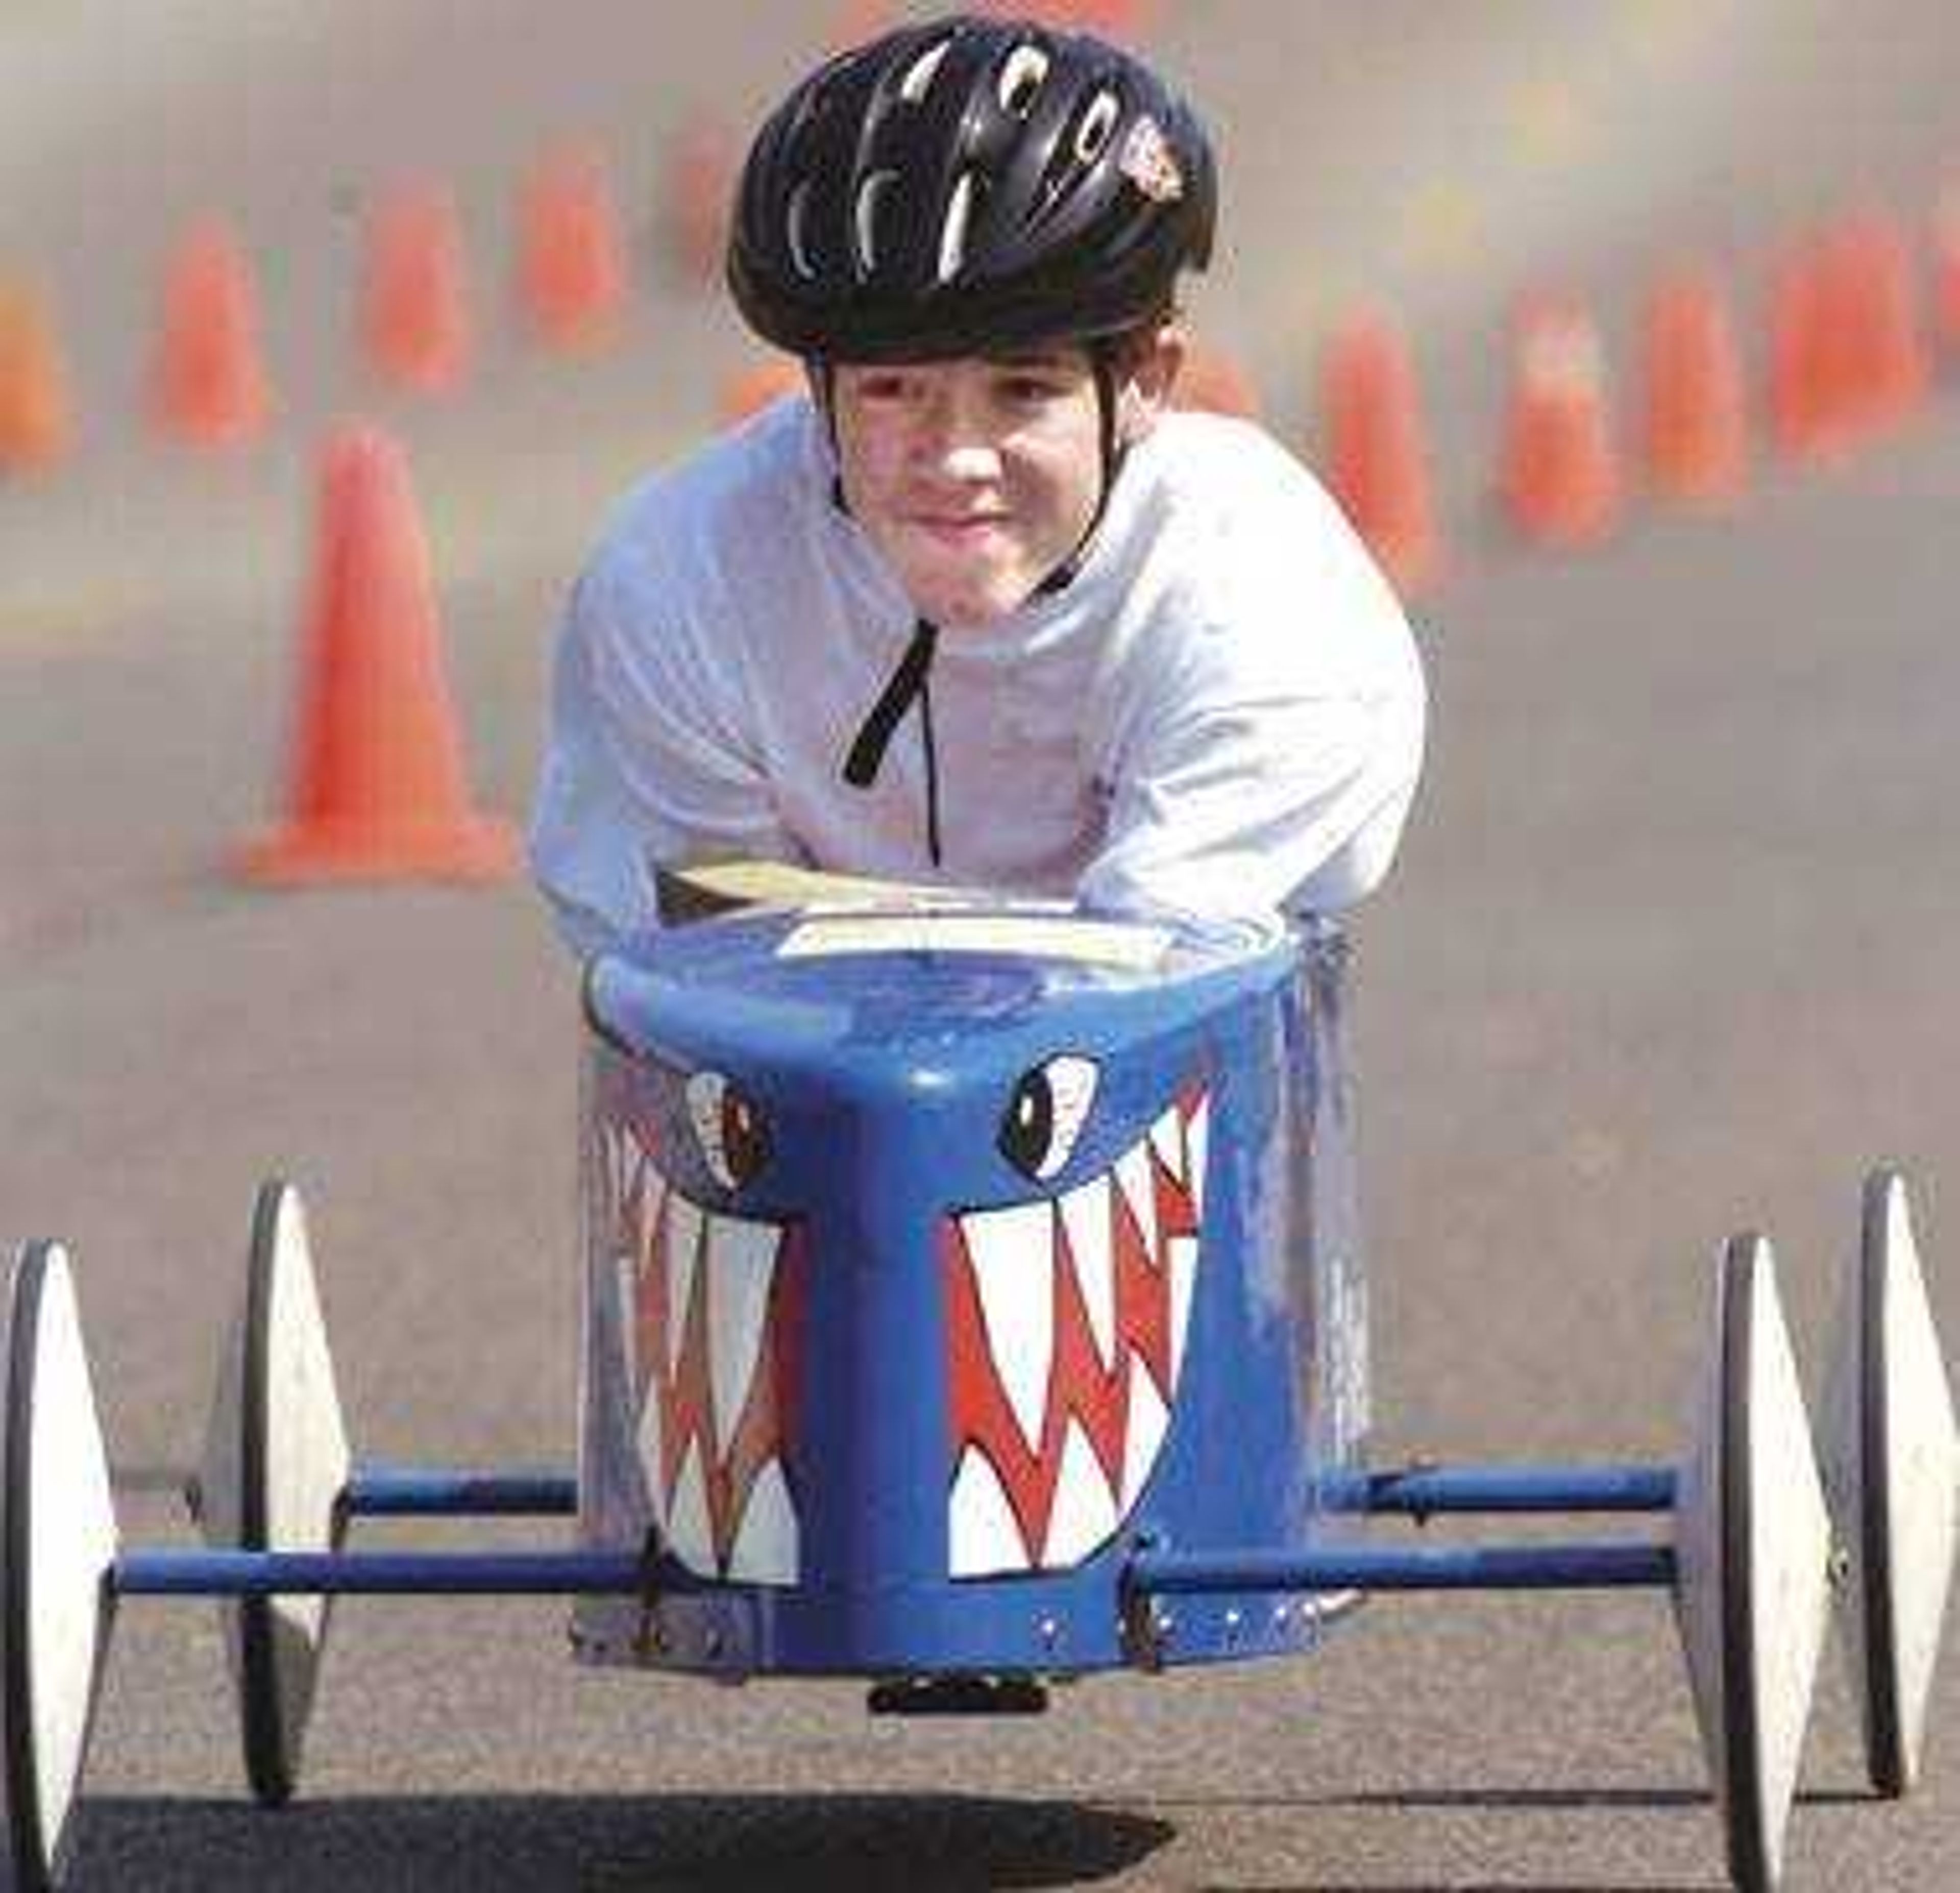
xmin=4 ymin=5 xmax=1960 ymax=1887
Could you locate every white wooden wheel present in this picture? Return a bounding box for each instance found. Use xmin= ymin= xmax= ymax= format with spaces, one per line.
xmin=0 ymin=1241 xmax=119 ymax=1892
xmin=1821 ymin=1168 xmax=1959 ymax=1798
xmin=197 ymin=1180 xmax=351 ymax=1806
xmin=1674 ymin=1233 xmax=1833 ymax=1892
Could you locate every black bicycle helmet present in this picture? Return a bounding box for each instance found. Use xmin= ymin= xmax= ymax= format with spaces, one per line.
xmin=727 ymin=12 xmax=1216 ymax=362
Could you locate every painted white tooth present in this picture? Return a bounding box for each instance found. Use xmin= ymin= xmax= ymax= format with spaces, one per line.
xmin=636 ymin=1167 xmax=669 ymax=1273
xmin=635 ymin=1380 xmax=666 ymax=1530
xmin=705 ymin=1216 xmax=778 ymax=1440
xmin=726 ymin=1458 xmax=798 ymax=1585
xmin=1058 ymin=1183 xmax=1116 ymax=1372
xmin=1120 ymin=1355 xmax=1171 ymax=1511
xmin=665 ymin=1191 xmax=705 ymax=1376
xmin=1187 ymin=1096 xmax=1211 ymax=1220
xmin=665 ymin=1439 xmax=715 ymax=1574
xmin=1042 ymin=1419 xmax=1119 ymax=1567
xmin=1167 ymin=1233 xmax=1198 ymax=1387
xmin=597 ymin=1123 xmax=623 ymax=1214
xmin=961 ymin=1201 xmax=1055 ymax=1452
xmin=614 ymin=1250 xmax=639 ymax=1387
xmin=949 ymin=1445 xmax=1028 ymax=1577
xmin=624 ymin=1129 xmax=657 ymax=1228
xmin=1114 ymin=1141 xmax=1158 ymax=1263
xmin=608 ymin=1122 xmax=629 ymax=1205
xmin=618 ymin=1127 xmax=641 ymax=1213
xmin=615 ymin=1168 xmax=669 ymax=1393
xmin=1148 ymin=1105 xmax=1185 ymax=1183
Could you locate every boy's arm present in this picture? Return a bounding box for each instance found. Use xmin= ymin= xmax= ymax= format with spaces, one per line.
xmin=1078 ymin=684 xmax=1424 ymax=938
xmin=1077 ymin=487 xmax=1427 ymax=937
xmin=529 ymin=563 xmax=799 ymax=954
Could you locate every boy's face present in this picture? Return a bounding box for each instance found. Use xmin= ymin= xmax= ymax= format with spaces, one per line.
xmin=828 ymin=337 xmax=1173 ymax=626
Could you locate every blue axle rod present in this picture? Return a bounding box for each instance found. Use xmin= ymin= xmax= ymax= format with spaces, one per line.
xmin=1344 ymin=1463 xmax=1676 ymax=1517
xmin=344 ymin=1466 xmax=578 ymax=1517
xmin=288 ymin=1464 xmax=1679 ymax=1525
xmin=117 ymin=1550 xmax=644 ymax=1597
xmin=1129 ymin=1540 xmax=1677 ymax=1599
xmin=118 ymin=1540 xmax=1674 ymax=1602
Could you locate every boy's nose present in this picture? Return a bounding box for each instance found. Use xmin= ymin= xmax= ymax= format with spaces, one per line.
xmin=910 ymin=379 xmax=998 ymax=459
xmin=928 ymin=440 xmax=1002 ymax=483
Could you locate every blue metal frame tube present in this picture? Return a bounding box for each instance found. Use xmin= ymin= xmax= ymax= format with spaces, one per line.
xmin=343 ymin=1466 xmax=578 ymax=1517
xmin=1345 ymin=1464 xmax=1676 ymax=1517
xmin=1129 ymin=1540 xmax=1676 ymax=1598
xmin=116 ymin=1550 xmax=643 ymax=1597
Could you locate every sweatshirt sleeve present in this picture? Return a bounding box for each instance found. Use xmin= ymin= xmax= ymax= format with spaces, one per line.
xmin=1075 ymin=463 xmax=1426 ymax=939
xmin=528 ymin=539 xmax=799 ymax=956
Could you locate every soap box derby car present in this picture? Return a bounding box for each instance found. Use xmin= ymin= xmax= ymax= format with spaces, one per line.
xmin=3 ymin=863 xmax=1955 ymax=1891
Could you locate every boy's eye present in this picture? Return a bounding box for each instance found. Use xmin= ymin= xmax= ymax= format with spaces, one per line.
xmin=996 ymin=372 xmax=1067 ymax=402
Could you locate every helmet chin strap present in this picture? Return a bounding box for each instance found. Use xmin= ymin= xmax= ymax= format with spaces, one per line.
xmin=1035 ymin=345 xmax=1124 ymax=596
xmin=813 ymin=360 xmax=849 ymax=512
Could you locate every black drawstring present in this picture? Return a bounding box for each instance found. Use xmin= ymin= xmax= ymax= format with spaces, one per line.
xmin=843 ymin=616 xmax=942 ymax=865
xmin=917 ymin=658 xmax=942 ymax=866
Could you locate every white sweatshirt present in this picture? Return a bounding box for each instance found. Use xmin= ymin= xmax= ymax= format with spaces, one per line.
xmin=530 ymin=396 xmax=1426 ymax=955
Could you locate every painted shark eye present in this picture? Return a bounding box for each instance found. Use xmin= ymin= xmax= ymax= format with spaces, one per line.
xmin=684 ymin=1070 xmax=770 ymax=1191
xmin=998 ymin=1054 xmax=1099 ymax=1183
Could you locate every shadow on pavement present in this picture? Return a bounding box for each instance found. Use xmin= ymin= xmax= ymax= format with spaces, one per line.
xmin=76 ymin=1791 xmax=1172 ymax=1891
xmin=1341 ymin=1785 xmax=1707 ymax=1811
xmin=1125 ymin=1784 xmax=1708 ymax=1814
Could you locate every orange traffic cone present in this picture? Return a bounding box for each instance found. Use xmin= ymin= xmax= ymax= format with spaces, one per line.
xmin=1936 ymin=182 xmax=1960 ymax=354
xmin=1641 ymin=266 xmax=1747 ymax=506
xmin=1773 ymin=213 xmax=1928 ymax=460
xmin=360 ymin=184 xmax=472 ymax=396
xmin=0 ymin=278 xmax=71 ymax=474
xmin=977 ymin=0 xmax=1155 ymax=33
xmin=238 ymin=424 xmax=516 ymax=884
xmin=1172 ymin=339 xmax=1260 ymax=419
xmin=1319 ymin=311 xmax=1440 ymax=594
xmin=518 ymin=143 xmax=627 ymax=354
xmin=719 ymin=356 xmax=804 ymax=427
xmin=662 ymin=115 xmax=738 ymax=289
xmin=1770 ymin=238 xmax=1837 ymax=458
xmin=1081 ymin=0 xmax=1156 ymax=30
xmin=1501 ymin=298 xmax=1620 ymax=547
xmin=152 ymin=217 xmax=273 ymax=448
xmin=825 ymin=0 xmax=897 ymax=50
xmin=1831 ymin=211 xmax=1929 ymax=435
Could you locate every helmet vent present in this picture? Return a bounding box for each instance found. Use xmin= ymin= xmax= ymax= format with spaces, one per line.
xmin=854 ymin=168 xmax=900 ymax=275
xmin=786 ymin=179 xmax=818 ymax=279
xmin=899 ymin=38 xmax=952 ymax=104
xmin=937 ymin=171 xmax=978 ymax=283
xmin=1074 ymin=91 xmax=1121 ymax=163
xmin=997 ymin=44 xmax=1050 ymax=117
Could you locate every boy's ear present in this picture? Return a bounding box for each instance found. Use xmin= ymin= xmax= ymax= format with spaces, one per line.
xmin=1116 ymin=321 xmax=1189 ymax=443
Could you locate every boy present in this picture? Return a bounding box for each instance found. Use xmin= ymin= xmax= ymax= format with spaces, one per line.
xmin=531 ymin=12 xmax=1425 ymax=953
